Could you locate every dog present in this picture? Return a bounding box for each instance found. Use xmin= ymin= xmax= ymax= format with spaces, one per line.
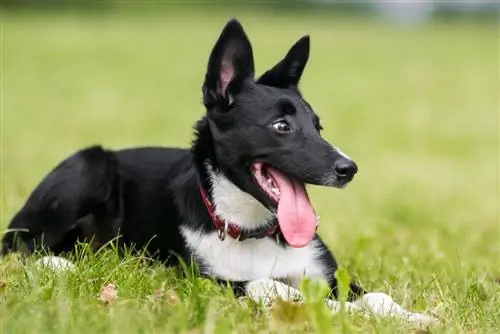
xmin=1 ymin=19 xmax=436 ymax=325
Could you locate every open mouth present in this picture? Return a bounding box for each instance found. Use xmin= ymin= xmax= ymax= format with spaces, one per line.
xmin=251 ymin=162 xmax=318 ymax=248
xmin=251 ymin=163 xmax=281 ymax=204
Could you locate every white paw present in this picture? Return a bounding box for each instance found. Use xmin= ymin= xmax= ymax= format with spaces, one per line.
xmin=357 ymin=292 xmax=406 ymax=315
xmin=246 ymin=279 xmax=304 ymax=305
xmin=35 ymin=256 xmax=76 ymax=273
xmin=354 ymin=292 xmax=437 ymax=326
xmin=326 ymin=292 xmax=438 ymax=326
xmin=406 ymin=311 xmax=438 ymax=326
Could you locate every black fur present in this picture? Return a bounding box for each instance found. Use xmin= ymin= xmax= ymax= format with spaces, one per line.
xmin=1 ymin=19 xmax=362 ymax=301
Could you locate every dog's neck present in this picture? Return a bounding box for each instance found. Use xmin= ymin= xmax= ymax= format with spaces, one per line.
xmin=191 ymin=117 xmax=275 ymax=231
xmin=204 ymin=164 xmax=275 ymax=231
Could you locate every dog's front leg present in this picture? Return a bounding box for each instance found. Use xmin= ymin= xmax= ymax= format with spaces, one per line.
xmin=326 ymin=292 xmax=438 ymax=326
xmin=239 ymin=278 xmax=435 ymax=326
xmin=232 ymin=279 xmax=437 ymax=326
xmin=244 ymin=279 xmax=304 ymax=305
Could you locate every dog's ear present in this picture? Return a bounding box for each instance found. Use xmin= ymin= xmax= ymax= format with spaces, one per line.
xmin=257 ymin=36 xmax=310 ymax=88
xmin=203 ymin=19 xmax=255 ymax=108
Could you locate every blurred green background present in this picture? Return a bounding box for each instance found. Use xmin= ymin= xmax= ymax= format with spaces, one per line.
xmin=0 ymin=1 xmax=498 ymax=331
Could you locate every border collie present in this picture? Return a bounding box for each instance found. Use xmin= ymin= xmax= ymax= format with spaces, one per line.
xmin=1 ymin=19 xmax=436 ymax=325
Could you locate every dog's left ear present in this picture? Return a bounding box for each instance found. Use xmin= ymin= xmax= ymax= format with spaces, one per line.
xmin=203 ymin=19 xmax=255 ymax=109
xmin=257 ymin=36 xmax=310 ymax=89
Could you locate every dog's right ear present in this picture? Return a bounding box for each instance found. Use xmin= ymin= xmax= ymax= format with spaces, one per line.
xmin=202 ymin=19 xmax=255 ymax=110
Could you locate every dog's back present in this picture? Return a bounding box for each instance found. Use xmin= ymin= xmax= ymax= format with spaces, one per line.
xmin=2 ymin=145 xmax=196 ymax=264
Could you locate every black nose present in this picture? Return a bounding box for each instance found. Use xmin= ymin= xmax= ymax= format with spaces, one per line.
xmin=333 ymin=158 xmax=358 ymax=179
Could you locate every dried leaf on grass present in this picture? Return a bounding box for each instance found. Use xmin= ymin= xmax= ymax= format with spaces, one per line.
xmin=165 ymin=289 xmax=181 ymax=305
xmin=269 ymin=299 xmax=308 ymax=325
xmin=99 ymin=283 xmax=118 ymax=304
xmin=151 ymin=282 xmax=181 ymax=305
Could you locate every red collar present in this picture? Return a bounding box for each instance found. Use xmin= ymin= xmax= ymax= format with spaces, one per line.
xmin=199 ymin=186 xmax=278 ymax=241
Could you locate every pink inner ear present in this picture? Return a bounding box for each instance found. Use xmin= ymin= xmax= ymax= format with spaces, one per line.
xmin=219 ymin=59 xmax=234 ymax=98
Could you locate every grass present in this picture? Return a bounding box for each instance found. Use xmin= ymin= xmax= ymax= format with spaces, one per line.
xmin=0 ymin=8 xmax=499 ymax=333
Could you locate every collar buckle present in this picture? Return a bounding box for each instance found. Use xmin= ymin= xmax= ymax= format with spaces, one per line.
xmin=218 ymin=221 xmax=229 ymax=241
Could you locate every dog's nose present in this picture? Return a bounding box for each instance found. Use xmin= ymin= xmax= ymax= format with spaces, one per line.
xmin=333 ymin=158 xmax=358 ymax=179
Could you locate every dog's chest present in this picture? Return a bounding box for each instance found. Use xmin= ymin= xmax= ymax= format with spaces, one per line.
xmin=181 ymin=228 xmax=325 ymax=282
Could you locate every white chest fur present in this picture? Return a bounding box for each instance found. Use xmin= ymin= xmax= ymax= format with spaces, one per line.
xmin=181 ymin=227 xmax=326 ymax=283
xmin=208 ymin=168 xmax=274 ymax=230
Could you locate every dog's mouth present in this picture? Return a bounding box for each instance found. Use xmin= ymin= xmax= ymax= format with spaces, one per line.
xmin=251 ymin=162 xmax=317 ymax=248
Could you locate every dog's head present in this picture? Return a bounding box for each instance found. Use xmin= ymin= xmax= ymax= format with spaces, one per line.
xmin=200 ymin=19 xmax=357 ymax=247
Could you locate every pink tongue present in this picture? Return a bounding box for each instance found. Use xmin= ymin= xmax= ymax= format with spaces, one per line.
xmin=266 ymin=168 xmax=317 ymax=248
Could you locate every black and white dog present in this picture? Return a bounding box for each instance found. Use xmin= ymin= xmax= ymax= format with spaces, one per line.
xmin=1 ymin=19 xmax=435 ymax=325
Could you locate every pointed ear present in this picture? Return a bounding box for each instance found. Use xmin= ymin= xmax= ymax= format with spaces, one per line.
xmin=257 ymin=36 xmax=310 ymax=88
xmin=202 ymin=19 xmax=255 ymax=108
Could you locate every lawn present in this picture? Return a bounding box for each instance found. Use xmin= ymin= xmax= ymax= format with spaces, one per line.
xmin=0 ymin=8 xmax=498 ymax=334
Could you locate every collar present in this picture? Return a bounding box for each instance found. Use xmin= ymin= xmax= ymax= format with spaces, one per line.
xmin=199 ymin=186 xmax=279 ymax=242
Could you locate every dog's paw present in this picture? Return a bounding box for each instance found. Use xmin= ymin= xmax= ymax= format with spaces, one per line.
xmin=246 ymin=279 xmax=303 ymax=305
xmin=354 ymin=292 xmax=438 ymax=326
xmin=405 ymin=311 xmax=438 ymax=326
xmin=35 ymin=256 xmax=76 ymax=273
xmin=325 ymin=292 xmax=437 ymax=326
xmin=358 ymin=292 xmax=406 ymax=315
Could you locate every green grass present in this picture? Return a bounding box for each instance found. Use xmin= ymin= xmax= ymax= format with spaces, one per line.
xmin=0 ymin=9 xmax=499 ymax=333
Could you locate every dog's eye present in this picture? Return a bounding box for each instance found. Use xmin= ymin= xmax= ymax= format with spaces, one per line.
xmin=272 ymin=120 xmax=291 ymax=133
